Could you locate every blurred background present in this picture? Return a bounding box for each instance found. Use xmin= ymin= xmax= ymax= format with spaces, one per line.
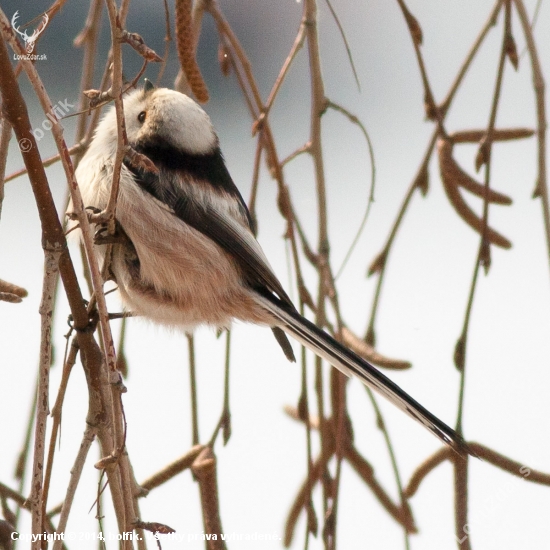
xmin=1 ymin=0 xmax=550 ymax=548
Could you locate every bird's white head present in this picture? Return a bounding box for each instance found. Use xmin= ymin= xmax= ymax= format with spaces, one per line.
xmin=92 ymin=82 xmax=218 ymax=157
xmin=125 ymin=82 xmax=218 ymax=155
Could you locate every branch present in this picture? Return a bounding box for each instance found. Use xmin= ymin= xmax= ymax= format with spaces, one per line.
xmin=51 ymin=426 xmax=97 ymax=550
xmin=139 ymin=445 xmax=205 ymax=492
xmin=29 ymin=248 xmax=61 ymax=544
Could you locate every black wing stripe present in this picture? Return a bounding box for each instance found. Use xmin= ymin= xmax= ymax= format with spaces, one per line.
xmin=134 ymin=138 xmax=254 ymax=230
xmin=125 ymin=161 xmax=294 ymax=308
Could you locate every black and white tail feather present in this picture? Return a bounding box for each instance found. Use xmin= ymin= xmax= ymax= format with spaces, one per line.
xmin=74 ymin=80 xmax=471 ymax=457
xmin=255 ymin=292 xmax=469 ymax=455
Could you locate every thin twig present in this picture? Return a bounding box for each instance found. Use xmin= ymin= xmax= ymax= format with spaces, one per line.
xmin=29 ymin=241 xmax=62 ymax=547
xmin=364 ymin=389 xmax=414 ymax=544
xmin=298 ymin=307 xmax=317 ymax=546
xmin=396 ymin=0 xmax=444 ymax=131
xmin=41 ymin=330 xmax=78 ymax=534
xmin=281 ymin=142 xmax=311 ymax=167
xmin=4 ymin=143 xmax=85 ymax=184
xmin=247 ymin=138 xmax=262 ymax=234
xmin=12 ymin=375 xmax=38 ymax=542
xmin=256 ymin=19 xmax=307 ymax=127
xmin=103 ymin=0 xmax=129 ymax=246
xmin=284 ymin=451 xmax=331 ymax=548
xmin=0 ymin=116 xmax=11 ymax=218
xmin=221 ymin=330 xmax=232 ymax=445
xmin=455 ymin=0 xmax=508 ymax=432
xmin=345 ymin=444 xmax=416 ymax=533
xmin=186 ymin=334 xmax=200 ymax=446
xmin=52 ymin=426 xmax=98 ymax=550
xmin=323 ymin=0 xmax=360 ymax=91
xmin=513 ymin=0 xmax=549 ymax=271
xmin=73 ymin=0 xmax=103 ymax=148
xmin=155 ymin=0 xmax=172 ymax=86
xmin=324 ymin=100 xmax=376 ymax=279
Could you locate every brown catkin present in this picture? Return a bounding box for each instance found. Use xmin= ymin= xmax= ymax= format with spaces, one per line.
xmin=437 ymin=138 xmax=512 ymax=249
xmin=0 ymin=279 xmax=28 ymax=298
xmin=175 ymin=0 xmax=209 ymax=103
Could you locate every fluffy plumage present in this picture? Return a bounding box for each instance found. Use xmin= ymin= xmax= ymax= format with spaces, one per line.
xmin=74 ymin=83 xmax=470 ymax=455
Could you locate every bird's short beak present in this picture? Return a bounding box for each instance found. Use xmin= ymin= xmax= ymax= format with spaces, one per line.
xmin=144 ymin=78 xmax=155 ymax=93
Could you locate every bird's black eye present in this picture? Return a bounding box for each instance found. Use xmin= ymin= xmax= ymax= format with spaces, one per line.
xmin=138 ymin=111 xmax=146 ymax=123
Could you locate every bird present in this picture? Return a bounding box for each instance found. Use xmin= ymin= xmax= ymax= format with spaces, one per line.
xmin=73 ymin=79 xmax=470 ymax=456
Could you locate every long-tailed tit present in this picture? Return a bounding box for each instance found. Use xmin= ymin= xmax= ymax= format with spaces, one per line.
xmin=74 ymin=80 xmax=469 ymax=455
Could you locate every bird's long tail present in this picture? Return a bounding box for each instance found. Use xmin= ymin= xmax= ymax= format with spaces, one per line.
xmin=255 ymin=292 xmax=471 ymax=456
